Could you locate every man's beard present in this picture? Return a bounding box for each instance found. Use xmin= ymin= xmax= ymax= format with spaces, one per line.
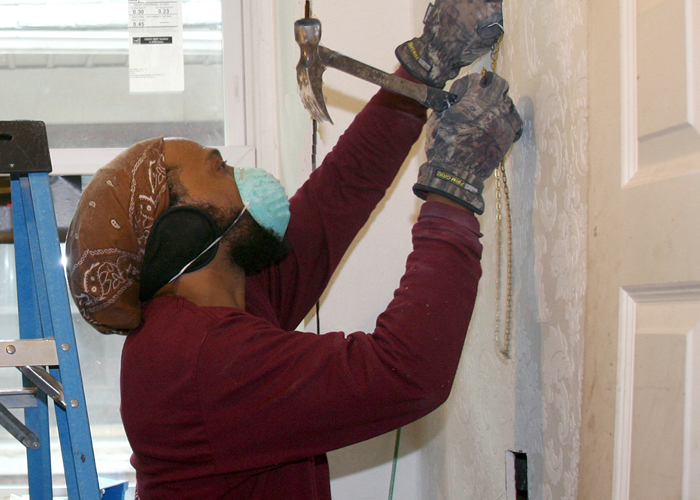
xmin=196 ymin=202 xmax=289 ymax=274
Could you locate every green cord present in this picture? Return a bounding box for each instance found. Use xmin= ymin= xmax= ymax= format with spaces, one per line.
xmin=388 ymin=427 xmax=402 ymax=500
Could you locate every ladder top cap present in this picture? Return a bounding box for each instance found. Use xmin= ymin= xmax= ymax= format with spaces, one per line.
xmin=0 ymin=121 xmax=53 ymax=174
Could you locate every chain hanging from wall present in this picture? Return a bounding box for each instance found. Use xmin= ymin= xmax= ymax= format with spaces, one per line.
xmin=487 ymin=34 xmax=513 ymax=361
xmin=305 ymin=1 xmax=323 ymax=338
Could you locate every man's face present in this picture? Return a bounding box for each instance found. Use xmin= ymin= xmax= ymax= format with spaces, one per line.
xmin=164 ymin=138 xmax=243 ymax=213
xmin=163 ymin=138 xmax=288 ymax=273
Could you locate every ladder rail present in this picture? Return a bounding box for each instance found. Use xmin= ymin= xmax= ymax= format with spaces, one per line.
xmin=18 ymin=172 xmax=101 ymax=499
xmin=11 ymin=173 xmax=54 ymax=499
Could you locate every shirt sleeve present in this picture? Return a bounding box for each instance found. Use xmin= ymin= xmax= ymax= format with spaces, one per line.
xmin=247 ymin=71 xmax=428 ymax=331
xmin=200 ymin=202 xmax=483 ymax=473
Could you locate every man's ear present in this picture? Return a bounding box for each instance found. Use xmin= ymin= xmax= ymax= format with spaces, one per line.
xmin=139 ymin=206 xmax=220 ymax=302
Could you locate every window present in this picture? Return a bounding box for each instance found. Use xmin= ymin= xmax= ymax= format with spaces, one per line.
xmin=0 ymin=0 xmax=252 ymax=175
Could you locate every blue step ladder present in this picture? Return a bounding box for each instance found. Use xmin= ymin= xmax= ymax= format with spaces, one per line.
xmin=0 ymin=121 xmax=127 ymax=499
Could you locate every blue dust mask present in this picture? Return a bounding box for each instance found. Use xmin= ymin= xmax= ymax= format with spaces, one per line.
xmin=233 ymin=167 xmax=290 ymax=238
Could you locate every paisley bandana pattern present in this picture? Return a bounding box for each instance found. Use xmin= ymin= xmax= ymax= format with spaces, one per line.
xmin=66 ymin=137 xmax=169 ymax=334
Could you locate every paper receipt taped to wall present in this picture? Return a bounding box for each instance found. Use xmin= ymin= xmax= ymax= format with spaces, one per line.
xmin=128 ymin=0 xmax=184 ymax=93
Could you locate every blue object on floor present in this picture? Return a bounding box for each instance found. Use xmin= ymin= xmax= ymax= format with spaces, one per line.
xmin=99 ymin=477 xmax=129 ymax=500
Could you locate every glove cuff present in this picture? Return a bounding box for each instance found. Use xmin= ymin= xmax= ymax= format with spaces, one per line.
xmin=413 ymin=163 xmax=486 ymax=214
xmin=395 ymin=38 xmax=457 ymax=90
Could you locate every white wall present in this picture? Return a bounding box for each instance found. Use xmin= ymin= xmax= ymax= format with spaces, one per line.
xmin=277 ymin=1 xmax=589 ymax=499
xmin=288 ymin=2 xmax=428 ymax=499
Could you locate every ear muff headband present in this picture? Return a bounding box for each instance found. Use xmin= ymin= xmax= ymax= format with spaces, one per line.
xmin=139 ymin=206 xmax=220 ymax=302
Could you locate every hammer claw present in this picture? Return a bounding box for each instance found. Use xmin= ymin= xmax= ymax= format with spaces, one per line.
xmin=297 ymin=65 xmax=333 ymax=124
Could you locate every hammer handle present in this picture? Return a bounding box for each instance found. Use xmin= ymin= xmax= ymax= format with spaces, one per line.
xmin=318 ymin=46 xmax=457 ymax=112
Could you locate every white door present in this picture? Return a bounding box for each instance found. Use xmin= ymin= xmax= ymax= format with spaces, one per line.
xmin=581 ymin=0 xmax=700 ymax=498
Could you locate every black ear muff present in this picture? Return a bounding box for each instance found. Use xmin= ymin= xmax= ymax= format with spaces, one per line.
xmin=139 ymin=206 xmax=220 ymax=302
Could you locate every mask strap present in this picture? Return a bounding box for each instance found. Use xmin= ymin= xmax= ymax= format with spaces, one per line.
xmin=167 ymin=202 xmax=250 ymax=284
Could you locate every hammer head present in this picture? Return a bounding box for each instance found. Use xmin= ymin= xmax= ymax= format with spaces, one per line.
xmin=295 ymin=18 xmax=333 ymax=123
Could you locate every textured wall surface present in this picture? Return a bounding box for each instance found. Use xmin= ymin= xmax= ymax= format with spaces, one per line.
xmin=418 ymin=0 xmax=589 ymax=499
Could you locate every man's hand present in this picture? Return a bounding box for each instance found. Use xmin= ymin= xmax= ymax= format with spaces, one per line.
xmin=413 ymin=71 xmax=522 ymax=215
xmin=396 ymin=0 xmax=504 ymax=89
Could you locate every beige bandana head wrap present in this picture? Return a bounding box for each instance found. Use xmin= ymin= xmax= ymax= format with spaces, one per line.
xmin=66 ymin=137 xmax=169 ymax=335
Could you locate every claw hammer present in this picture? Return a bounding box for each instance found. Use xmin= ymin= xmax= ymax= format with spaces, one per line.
xmin=295 ymin=18 xmax=458 ymax=124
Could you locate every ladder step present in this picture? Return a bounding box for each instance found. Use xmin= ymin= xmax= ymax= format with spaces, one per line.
xmin=0 ymin=388 xmax=38 ymax=409
xmin=0 ymin=121 xmax=52 ymax=174
xmin=0 ymin=339 xmax=59 ymax=367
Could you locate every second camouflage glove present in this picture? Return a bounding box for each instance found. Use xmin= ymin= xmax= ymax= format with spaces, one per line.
xmin=414 ymin=71 xmax=522 ymax=214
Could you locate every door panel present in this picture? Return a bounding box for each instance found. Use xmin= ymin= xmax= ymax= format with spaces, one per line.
xmin=637 ymin=0 xmax=700 ymax=172
xmin=581 ymin=0 xmax=700 ymax=498
xmin=621 ymin=293 xmax=700 ymax=500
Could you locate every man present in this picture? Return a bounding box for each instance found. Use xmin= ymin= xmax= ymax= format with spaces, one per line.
xmin=66 ymin=2 xmax=520 ymax=498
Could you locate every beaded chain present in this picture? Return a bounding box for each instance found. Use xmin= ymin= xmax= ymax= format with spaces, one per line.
xmin=487 ymin=34 xmax=513 ymax=360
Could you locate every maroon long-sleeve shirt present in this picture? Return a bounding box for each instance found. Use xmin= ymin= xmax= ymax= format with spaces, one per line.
xmin=120 ymin=80 xmax=483 ymax=499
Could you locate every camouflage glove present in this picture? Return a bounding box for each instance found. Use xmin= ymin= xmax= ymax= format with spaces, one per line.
xmin=396 ymin=0 xmax=503 ymax=89
xmin=413 ymin=71 xmax=522 ymax=214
